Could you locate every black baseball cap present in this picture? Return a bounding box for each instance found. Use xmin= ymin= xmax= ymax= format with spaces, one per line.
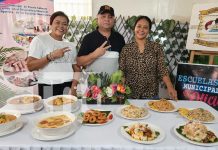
xmin=98 ymin=5 xmax=114 ymax=16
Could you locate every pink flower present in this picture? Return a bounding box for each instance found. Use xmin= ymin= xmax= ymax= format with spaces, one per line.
xmin=85 ymin=88 xmax=91 ymax=97
xmin=92 ymin=92 xmax=99 ymax=99
xmin=91 ymin=85 xmax=101 ymax=93
xmin=110 ymin=84 xmax=117 ymax=93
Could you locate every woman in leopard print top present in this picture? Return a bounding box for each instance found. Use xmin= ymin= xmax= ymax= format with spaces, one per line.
xmin=119 ymin=16 xmax=177 ymax=100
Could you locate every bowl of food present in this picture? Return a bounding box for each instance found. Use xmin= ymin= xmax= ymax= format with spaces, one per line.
xmin=44 ymin=95 xmax=78 ymax=112
xmin=34 ymin=111 xmax=76 ymax=136
xmin=6 ymin=94 xmax=42 ymax=111
xmin=0 ymin=110 xmax=21 ymax=132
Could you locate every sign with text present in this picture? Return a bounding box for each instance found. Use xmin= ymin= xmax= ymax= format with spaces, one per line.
xmin=175 ymin=63 xmax=218 ymax=110
xmin=186 ymin=3 xmax=218 ymax=51
xmin=0 ymin=0 xmax=53 ymax=104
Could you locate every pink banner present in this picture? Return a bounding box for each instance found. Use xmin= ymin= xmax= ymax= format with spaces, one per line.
xmin=0 ymin=0 xmax=53 ymax=96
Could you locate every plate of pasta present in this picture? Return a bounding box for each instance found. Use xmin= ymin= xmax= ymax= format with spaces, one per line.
xmin=81 ymin=109 xmax=113 ymax=126
xmin=116 ymin=105 xmax=150 ymax=120
xmin=146 ymin=99 xmax=177 ymax=112
xmin=178 ymin=108 xmax=218 ymax=124
xmin=121 ymin=122 xmax=165 ymax=144
xmin=174 ymin=122 xmax=218 ymax=146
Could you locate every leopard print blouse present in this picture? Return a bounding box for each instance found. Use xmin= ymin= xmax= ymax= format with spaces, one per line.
xmin=119 ymin=40 xmax=168 ymax=99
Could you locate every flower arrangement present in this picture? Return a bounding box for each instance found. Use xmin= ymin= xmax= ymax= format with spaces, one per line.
xmin=84 ymin=70 xmax=131 ymax=104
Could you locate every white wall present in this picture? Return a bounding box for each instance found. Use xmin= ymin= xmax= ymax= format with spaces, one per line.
xmin=92 ymin=0 xmax=218 ymax=22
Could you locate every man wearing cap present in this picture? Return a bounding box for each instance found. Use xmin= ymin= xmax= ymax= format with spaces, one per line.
xmin=77 ymin=5 xmax=125 ymax=67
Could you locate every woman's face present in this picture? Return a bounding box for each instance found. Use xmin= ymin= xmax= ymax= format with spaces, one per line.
xmin=134 ymin=19 xmax=150 ymax=40
xmin=50 ymin=16 xmax=68 ymax=37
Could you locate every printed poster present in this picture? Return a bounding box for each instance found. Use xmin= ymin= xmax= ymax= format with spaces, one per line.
xmin=186 ymin=3 xmax=218 ymax=51
xmin=175 ymin=63 xmax=218 ymax=110
xmin=0 ymin=0 xmax=53 ymax=104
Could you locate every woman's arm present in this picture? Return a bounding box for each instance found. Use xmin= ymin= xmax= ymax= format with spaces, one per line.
xmin=27 ymin=47 xmax=71 ymax=71
xmin=163 ymin=75 xmax=178 ymax=100
xmin=26 ymin=56 xmax=49 ymax=71
xmin=70 ymin=64 xmax=81 ymax=96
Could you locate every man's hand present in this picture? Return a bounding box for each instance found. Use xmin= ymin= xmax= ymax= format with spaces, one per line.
xmin=92 ymin=41 xmax=111 ymax=58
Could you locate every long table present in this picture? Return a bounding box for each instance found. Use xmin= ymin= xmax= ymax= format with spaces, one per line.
xmin=0 ymin=100 xmax=218 ymax=150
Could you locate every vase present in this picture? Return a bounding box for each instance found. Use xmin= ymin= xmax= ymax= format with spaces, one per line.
xmin=101 ymin=96 xmax=126 ymax=105
xmin=84 ymin=99 xmax=97 ymax=104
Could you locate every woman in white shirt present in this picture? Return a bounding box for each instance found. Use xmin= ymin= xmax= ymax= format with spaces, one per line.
xmin=27 ymin=11 xmax=80 ymax=99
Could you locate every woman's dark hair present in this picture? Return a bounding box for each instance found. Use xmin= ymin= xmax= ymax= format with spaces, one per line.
xmin=50 ymin=11 xmax=69 ymax=25
xmin=134 ymin=16 xmax=152 ymax=30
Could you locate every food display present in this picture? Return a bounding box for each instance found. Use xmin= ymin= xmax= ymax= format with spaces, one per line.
xmin=178 ymin=108 xmax=215 ymax=122
xmin=120 ymin=105 xmax=148 ymax=119
xmin=48 ymin=97 xmax=76 ymax=106
xmin=175 ymin=122 xmax=218 ymax=144
xmin=44 ymin=95 xmax=79 ymax=112
xmin=0 ymin=113 xmax=17 ymax=124
xmin=147 ymin=99 xmax=176 ymax=112
xmin=82 ymin=110 xmax=113 ymax=125
xmin=123 ymin=123 xmax=160 ymax=141
xmin=0 ymin=110 xmax=21 ymax=133
xmin=6 ymin=95 xmax=43 ymax=113
xmin=8 ymin=96 xmax=40 ymax=104
xmin=37 ymin=115 xmax=73 ymax=128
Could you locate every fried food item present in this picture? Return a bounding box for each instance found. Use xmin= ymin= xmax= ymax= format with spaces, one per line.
xmin=179 ymin=108 xmax=215 ymax=122
xmin=82 ymin=110 xmax=111 ymax=124
xmin=148 ymin=99 xmax=175 ymax=111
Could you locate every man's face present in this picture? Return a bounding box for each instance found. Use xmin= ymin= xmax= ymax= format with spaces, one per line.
xmin=97 ymin=13 xmax=115 ymax=30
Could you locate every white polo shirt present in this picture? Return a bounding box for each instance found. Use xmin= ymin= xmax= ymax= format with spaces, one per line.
xmin=28 ymin=34 xmax=77 ymax=84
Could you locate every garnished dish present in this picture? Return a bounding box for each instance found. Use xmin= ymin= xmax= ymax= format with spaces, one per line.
xmin=0 ymin=113 xmax=17 ymax=124
xmin=82 ymin=109 xmax=113 ymax=125
xmin=174 ymin=122 xmax=218 ymax=146
xmin=117 ymin=105 xmax=149 ymax=120
xmin=0 ymin=110 xmax=21 ymax=133
xmin=37 ymin=115 xmax=73 ymax=128
xmin=178 ymin=108 xmax=216 ymax=123
xmin=121 ymin=122 xmax=165 ymax=144
xmin=48 ymin=97 xmax=76 ymax=106
xmin=8 ymin=96 xmax=40 ymax=104
xmin=44 ymin=95 xmax=79 ymax=112
xmin=147 ymin=99 xmax=176 ymax=112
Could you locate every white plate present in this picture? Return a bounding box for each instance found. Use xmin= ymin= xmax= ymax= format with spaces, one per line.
xmin=31 ymin=125 xmax=78 ymax=141
xmin=116 ymin=105 xmax=150 ymax=120
xmin=45 ymin=101 xmax=81 ymax=113
xmin=0 ymin=121 xmax=23 ymax=137
xmin=2 ymin=103 xmax=43 ymax=115
xmin=178 ymin=108 xmax=218 ymax=124
xmin=174 ymin=123 xmax=218 ymax=146
xmin=82 ymin=110 xmax=114 ymax=126
xmin=19 ymin=104 xmax=44 ymax=114
xmin=146 ymin=100 xmax=178 ymax=112
xmin=120 ymin=122 xmax=165 ymax=144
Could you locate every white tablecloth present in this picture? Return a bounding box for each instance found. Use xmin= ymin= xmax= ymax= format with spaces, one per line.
xmin=0 ymin=100 xmax=218 ymax=150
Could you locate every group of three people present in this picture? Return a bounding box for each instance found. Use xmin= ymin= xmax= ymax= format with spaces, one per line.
xmin=27 ymin=5 xmax=177 ymax=100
